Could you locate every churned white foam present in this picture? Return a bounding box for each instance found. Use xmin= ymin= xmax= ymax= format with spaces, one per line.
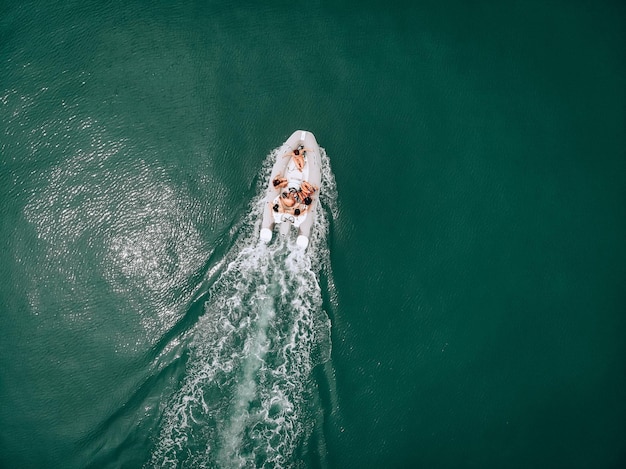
xmin=149 ymin=147 xmax=337 ymax=468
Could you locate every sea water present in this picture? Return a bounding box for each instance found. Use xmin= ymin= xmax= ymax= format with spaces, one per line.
xmin=1 ymin=1 xmax=625 ymax=468
xmin=148 ymin=149 xmax=336 ymax=468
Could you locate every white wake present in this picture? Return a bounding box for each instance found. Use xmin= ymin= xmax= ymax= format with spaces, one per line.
xmin=149 ymin=148 xmax=336 ymax=468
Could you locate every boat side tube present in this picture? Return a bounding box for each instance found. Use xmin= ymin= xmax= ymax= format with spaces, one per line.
xmin=296 ymin=132 xmax=322 ymax=248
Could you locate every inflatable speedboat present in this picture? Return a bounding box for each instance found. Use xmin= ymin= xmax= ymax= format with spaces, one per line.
xmin=260 ymin=130 xmax=322 ymax=249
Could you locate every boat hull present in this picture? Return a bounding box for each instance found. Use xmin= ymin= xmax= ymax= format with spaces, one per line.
xmin=260 ymin=130 xmax=322 ymax=249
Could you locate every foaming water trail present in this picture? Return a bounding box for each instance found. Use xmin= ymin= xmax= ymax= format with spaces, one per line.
xmin=150 ymin=147 xmax=336 ymax=468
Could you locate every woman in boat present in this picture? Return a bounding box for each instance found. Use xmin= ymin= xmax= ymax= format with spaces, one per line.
xmin=281 ymin=190 xmax=297 ymax=208
xmin=272 ymin=174 xmax=288 ymax=190
xmin=286 ymin=145 xmax=311 ymax=172
xmin=271 ymin=190 xmax=297 ymax=213
xmin=299 ymin=181 xmax=317 ymax=199
xmin=272 ymin=190 xmax=308 ymax=216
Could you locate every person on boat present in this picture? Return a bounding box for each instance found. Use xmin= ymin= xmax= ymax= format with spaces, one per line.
xmin=286 ymin=145 xmax=311 ymax=172
xmin=299 ymin=181 xmax=317 ymax=199
xmin=272 ymin=190 xmax=308 ymax=216
xmin=288 ymin=181 xmax=316 ymax=206
xmin=291 ymin=151 xmax=305 ymax=171
xmin=272 ymin=174 xmax=288 ymax=190
xmin=287 ymin=144 xmax=310 ymax=156
xmin=273 ymin=203 xmax=308 ymax=217
xmin=287 ymin=203 xmax=308 ymax=216
xmin=279 ymin=190 xmax=297 ymax=208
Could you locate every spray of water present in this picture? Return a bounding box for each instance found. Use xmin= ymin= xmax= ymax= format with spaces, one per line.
xmin=149 ymin=147 xmax=336 ymax=468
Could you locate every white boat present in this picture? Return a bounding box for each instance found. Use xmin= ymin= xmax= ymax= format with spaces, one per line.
xmin=260 ymin=130 xmax=322 ymax=249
